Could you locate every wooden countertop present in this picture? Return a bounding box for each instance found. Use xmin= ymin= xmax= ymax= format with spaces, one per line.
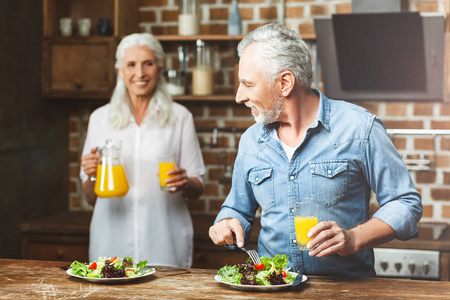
xmin=1 ymin=259 xmax=450 ymax=299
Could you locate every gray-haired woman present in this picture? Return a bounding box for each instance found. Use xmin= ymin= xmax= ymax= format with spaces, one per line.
xmin=80 ymin=33 xmax=205 ymax=267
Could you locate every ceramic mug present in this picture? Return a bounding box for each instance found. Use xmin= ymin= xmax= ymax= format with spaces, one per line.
xmin=60 ymin=18 xmax=72 ymax=37
xmin=78 ymin=18 xmax=91 ymax=37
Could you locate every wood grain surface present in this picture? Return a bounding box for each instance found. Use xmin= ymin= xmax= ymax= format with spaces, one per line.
xmin=1 ymin=259 xmax=450 ymax=299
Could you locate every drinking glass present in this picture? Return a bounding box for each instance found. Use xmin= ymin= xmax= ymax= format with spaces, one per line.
xmin=159 ymin=153 xmax=176 ymax=191
xmin=294 ymin=198 xmax=318 ymax=250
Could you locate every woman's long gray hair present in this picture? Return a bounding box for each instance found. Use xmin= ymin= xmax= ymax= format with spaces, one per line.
xmin=237 ymin=23 xmax=312 ymax=88
xmin=109 ymin=33 xmax=173 ymax=129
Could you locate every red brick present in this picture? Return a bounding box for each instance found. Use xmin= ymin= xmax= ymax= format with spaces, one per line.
xmin=204 ymin=184 xmax=219 ymax=196
xmin=416 ymin=1 xmax=439 ymax=12
xmin=442 ymin=205 xmax=450 ymax=218
xmin=140 ymin=0 xmax=168 ymax=6
xmin=161 ymin=10 xmax=178 ymax=22
xmin=414 ymin=138 xmax=434 ymax=150
xmin=187 ymin=199 xmax=206 ymax=212
xmin=335 ymin=3 xmax=352 ymax=14
xmin=391 ymin=137 xmax=406 ymax=150
xmin=440 ymin=104 xmax=450 ymax=115
xmin=240 ymin=7 xmax=254 ymax=20
xmin=413 ymin=103 xmax=434 ymax=116
xmin=442 ymin=138 xmax=450 ymax=151
xmin=415 ymin=171 xmax=436 ymax=184
xmin=298 ymin=22 xmax=315 ymax=37
xmin=431 ymin=188 xmax=450 ymax=201
xmin=357 ymin=102 xmax=379 ymax=115
xmin=386 ymin=103 xmax=407 ymax=116
xmin=444 ymin=172 xmax=450 ymax=185
xmin=139 ymin=11 xmax=157 ymax=23
xmin=224 ymin=119 xmax=254 ymax=129
xmin=286 ymin=7 xmax=304 ymax=18
xmin=422 ymin=205 xmax=433 ymax=218
xmin=311 ymin=5 xmax=329 ymax=16
xmin=200 ymin=24 xmax=227 ymax=35
xmin=435 ymin=155 xmax=450 ymax=168
xmin=431 ymin=120 xmax=450 ymax=129
xmin=260 ymin=6 xmax=278 ymax=20
xmin=194 ymin=120 xmax=219 ymax=128
xmin=209 ymin=199 xmax=226 ymax=213
xmin=210 ymin=8 xmax=229 ymax=21
xmin=383 ymin=120 xmax=423 ymax=129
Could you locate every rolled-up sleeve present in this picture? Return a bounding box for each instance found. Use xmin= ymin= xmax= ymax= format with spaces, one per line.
xmin=364 ymin=118 xmax=422 ymax=240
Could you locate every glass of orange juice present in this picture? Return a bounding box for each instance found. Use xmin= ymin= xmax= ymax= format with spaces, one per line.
xmin=159 ymin=153 xmax=176 ymax=191
xmin=294 ymin=199 xmax=318 ymax=250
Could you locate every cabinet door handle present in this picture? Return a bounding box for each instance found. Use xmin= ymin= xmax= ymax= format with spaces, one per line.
xmin=75 ymin=84 xmax=83 ymax=90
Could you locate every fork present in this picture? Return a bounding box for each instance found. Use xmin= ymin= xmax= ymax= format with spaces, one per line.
xmin=233 ymin=237 xmax=261 ymax=265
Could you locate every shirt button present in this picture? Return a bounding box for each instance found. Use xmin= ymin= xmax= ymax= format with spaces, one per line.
xmin=291 ymin=208 xmax=294 ymax=213
xmin=293 ymin=239 xmax=297 ymax=244
xmin=327 ymin=170 xmax=332 ymax=174
xmin=255 ymin=177 xmax=259 ymax=182
xmin=290 ymin=175 xmax=295 ymax=180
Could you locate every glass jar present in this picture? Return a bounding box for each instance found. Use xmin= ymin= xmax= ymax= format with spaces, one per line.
xmin=192 ymin=39 xmax=214 ymax=95
xmin=178 ymin=0 xmax=199 ymax=36
xmin=165 ymin=69 xmax=185 ymax=96
xmin=94 ymin=139 xmax=129 ymax=198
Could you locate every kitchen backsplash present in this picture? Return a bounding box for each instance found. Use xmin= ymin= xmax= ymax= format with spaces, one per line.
xmin=68 ymin=0 xmax=450 ymax=225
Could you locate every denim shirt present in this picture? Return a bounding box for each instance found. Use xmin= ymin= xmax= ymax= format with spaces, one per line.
xmin=215 ymin=90 xmax=422 ymax=277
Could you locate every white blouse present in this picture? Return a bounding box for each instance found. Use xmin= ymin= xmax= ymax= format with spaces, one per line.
xmin=80 ymin=102 xmax=205 ymax=267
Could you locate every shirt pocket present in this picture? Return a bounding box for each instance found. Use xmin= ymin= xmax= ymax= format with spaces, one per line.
xmin=248 ymin=167 xmax=275 ymax=212
xmin=309 ymin=160 xmax=348 ymax=206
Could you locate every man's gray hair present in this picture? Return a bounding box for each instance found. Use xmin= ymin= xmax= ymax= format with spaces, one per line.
xmin=109 ymin=33 xmax=173 ymax=129
xmin=237 ymin=23 xmax=312 ymax=88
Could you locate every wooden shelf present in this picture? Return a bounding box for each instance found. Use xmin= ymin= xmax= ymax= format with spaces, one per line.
xmin=173 ymin=94 xmax=236 ymax=102
xmin=156 ymin=33 xmax=316 ymax=42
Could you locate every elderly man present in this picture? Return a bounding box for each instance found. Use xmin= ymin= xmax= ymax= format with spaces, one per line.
xmin=209 ymin=23 xmax=422 ymax=277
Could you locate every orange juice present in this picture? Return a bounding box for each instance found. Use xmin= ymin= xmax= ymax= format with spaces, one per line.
xmin=94 ymin=165 xmax=129 ymax=198
xmin=159 ymin=162 xmax=175 ymax=189
xmin=294 ymin=216 xmax=318 ymax=249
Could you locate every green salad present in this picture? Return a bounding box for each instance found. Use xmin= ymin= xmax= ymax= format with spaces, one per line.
xmin=69 ymin=256 xmax=150 ymax=278
xmin=217 ymin=254 xmax=297 ymax=286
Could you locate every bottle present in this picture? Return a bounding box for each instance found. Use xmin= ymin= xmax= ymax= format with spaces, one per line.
xmin=228 ymin=0 xmax=242 ymax=36
xmin=178 ymin=0 xmax=199 ymax=36
xmin=192 ymin=39 xmax=214 ymax=95
xmin=94 ymin=139 xmax=129 ymax=198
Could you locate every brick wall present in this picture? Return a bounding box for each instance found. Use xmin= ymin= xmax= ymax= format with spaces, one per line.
xmin=68 ymin=0 xmax=450 ymax=224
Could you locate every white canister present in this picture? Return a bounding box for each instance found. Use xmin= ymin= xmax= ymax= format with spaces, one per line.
xmin=178 ymin=0 xmax=199 ymax=36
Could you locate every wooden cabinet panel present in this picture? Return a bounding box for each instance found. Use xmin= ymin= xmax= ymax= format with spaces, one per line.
xmin=42 ymin=38 xmax=116 ymax=99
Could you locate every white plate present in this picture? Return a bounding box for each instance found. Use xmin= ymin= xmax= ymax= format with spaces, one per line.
xmin=214 ymin=273 xmax=307 ymax=291
xmin=67 ymin=266 xmax=156 ymax=283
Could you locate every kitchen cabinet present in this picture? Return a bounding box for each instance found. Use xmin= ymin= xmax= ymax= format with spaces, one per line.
xmin=41 ymin=0 xmax=138 ymax=99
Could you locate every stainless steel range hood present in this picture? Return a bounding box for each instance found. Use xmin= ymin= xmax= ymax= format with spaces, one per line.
xmin=314 ymin=7 xmax=445 ymax=102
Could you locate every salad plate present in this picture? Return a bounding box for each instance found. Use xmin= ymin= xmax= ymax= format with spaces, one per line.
xmin=66 ymin=266 xmax=156 ymax=283
xmin=214 ymin=273 xmax=307 ymax=291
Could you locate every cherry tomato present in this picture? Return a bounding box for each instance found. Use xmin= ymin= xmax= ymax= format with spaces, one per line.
xmin=254 ymin=263 xmax=265 ymax=270
xmin=280 ymin=270 xmax=287 ymax=278
xmin=88 ymin=262 xmax=97 ymax=270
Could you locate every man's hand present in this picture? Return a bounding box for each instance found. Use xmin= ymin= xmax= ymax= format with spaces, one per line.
xmin=306 ymin=221 xmax=356 ymax=257
xmin=306 ymin=218 xmax=396 ymax=258
xmin=209 ymin=218 xmax=245 ymax=248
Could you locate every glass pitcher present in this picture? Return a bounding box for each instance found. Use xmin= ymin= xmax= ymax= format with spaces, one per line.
xmin=94 ymin=139 xmax=129 ymax=198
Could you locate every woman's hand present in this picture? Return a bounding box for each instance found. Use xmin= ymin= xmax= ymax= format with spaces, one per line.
xmin=81 ymin=148 xmax=99 ymax=206
xmin=164 ymin=167 xmax=189 ymax=193
xmin=81 ymin=148 xmax=99 ymax=178
xmin=162 ymin=167 xmax=204 ymax=199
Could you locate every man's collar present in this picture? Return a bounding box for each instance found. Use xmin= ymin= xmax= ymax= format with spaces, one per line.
xmin=258 ymin=89 xmax=330 ymax=142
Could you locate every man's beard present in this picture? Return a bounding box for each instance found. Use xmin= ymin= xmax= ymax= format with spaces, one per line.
xmin=254 ymin=95 xmax=284 ymax=124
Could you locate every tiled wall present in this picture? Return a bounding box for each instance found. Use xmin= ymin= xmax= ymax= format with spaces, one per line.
xmin=69 ymin=0 xmax=450 ymax=224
